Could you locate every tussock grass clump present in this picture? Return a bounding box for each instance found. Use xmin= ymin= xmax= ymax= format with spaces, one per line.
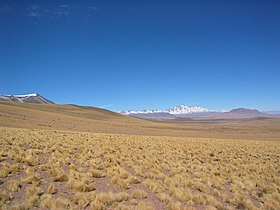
xmin=0 ymin=163 xmax=20 ymax=178
xmin=90 ymin=198 xmax=104 ymax=210
xmin=24 ymin=154 xmax=38 ymax=166
xmin=22 ymin=169 xmax=41 ymax=185
xmin=40 ymin=194 xmax=53 ymax=209
xmin=95 ymin=192 xmax=116 ymax=206
xmin=114 ymin=192 xmax=130 ymax=202
xmin=0 ymin=191 xmax=13 ymax=205
xmin=49 ymin=168 xmax=68 ymax=182
xmin=73 ymin=192 xmax=93 ymax=209
xmin=128 ymin=175 xmax=141 ymax=184
xmin=39 ymin=164 xmax=48 ymax=171
xmin=68 ymin=177 xmax=95 ymax=192
xmin=192 ymin=193 xmax=207 ymax=205
xmin=135 ymin=201 xmax=154 ymax=210
xmin=50 ymin=198 xmax=71 ymax=210
xmin=158 ymin=192 xmax=172 ymax=204
xmin=132 ymin=189 xmax=148 ymax=199
xmin=236 ymin=198 xmax=255 ymax=210
xmin=26 ymin=186 xmax=44 ymax=197
xmin=194 ymin=181 xmax=209 ymax=193
xmin=111 ymin=177 xmax=130 ymax=189
xmin=25 ymin=186 xmax=44 ymax=206
xmin=93 ymin=191 xmax=130 ymax=208
xmin=170 ymin=187 xmax=192 ymax=202
xmin=143 ymin=180 xmax=162 ymax=193
xmin=7 ymin=180 xmax=22 ymax=192
xmin=91 ymin=169 xmax=105 ymax=178
xmin=47 ymin=183 xmax=57 ymax=194
xmin=207 ymin=196 xmax=223 ymax=209
xmin=168 ymin=200 xmax=182 ymax=210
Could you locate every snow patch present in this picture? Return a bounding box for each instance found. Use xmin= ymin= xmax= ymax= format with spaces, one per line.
xmin=12 ymin=93 xmax=38 ymax=97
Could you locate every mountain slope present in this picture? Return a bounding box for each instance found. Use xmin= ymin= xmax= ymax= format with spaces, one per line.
xmin=0 ymin=101 xmax=149 ymax=134
xmin=0 ymin=93 xmax=54 ymax=104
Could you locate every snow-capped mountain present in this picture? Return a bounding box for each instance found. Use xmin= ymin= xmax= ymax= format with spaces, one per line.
xmin=0 ymin=93 xmax=54 ymax=104
xmin=119 ymin=109 xmax=165 ymax=115
xmin=168 ymin=105 xmax=210 ymax=115
xmin=119 ymin=105 xmax=215 ymax=118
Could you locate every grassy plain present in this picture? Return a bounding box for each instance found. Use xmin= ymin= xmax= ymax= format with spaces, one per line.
xmin=0 ymin=128 xmax=279 ymax=209
xmin=0 ymin=102 xmax=280 ymax=209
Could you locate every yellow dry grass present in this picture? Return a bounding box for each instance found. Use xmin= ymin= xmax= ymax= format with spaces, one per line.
xmin=0 ymin=127 xmax=279 ymax=209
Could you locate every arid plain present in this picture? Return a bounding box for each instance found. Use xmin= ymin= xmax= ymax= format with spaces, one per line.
xmin=0 ymin=102 xmax=280 ymax=209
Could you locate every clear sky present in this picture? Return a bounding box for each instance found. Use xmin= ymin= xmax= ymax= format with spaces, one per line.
xmin=1 ymin=0 xmax=280 ymax=111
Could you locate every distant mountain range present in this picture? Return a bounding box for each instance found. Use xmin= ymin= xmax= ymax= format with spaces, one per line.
xmin=119 ymin=104 xmax=214 ymax=115
xmin=120 ymin=105 xmax=279 ymax=119
xmin=119 ymin=105 xmax=221 ymax=118
xmin=0 ymin=93 xmax=54 ymax=104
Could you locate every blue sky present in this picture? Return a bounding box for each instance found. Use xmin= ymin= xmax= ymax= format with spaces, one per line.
xmin=1 ymin=0 xmax=279 ymax=111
